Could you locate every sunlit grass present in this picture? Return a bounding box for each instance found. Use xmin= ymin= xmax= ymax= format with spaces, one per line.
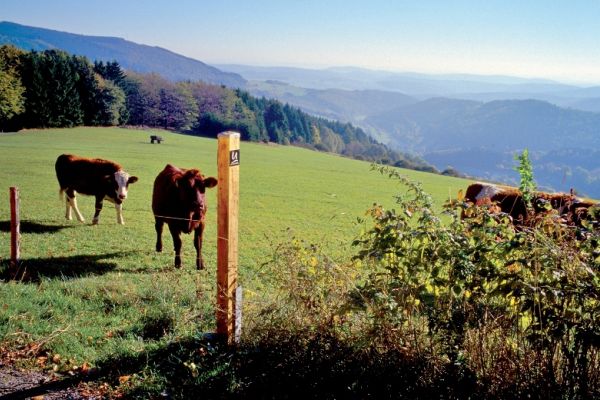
xmin=0 ymin=126 xmax=470 ymax=367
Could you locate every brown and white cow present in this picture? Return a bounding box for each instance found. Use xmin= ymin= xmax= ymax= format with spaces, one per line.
xmin=152 ymin=164 xmax=217 ymax=269
xmin=464 ymin=182 xmax=597 ymax=227
xmin=55 ymin=154 xmax=138 ymax=225
xmin=464 ymin=182 xmax=528 ymax=223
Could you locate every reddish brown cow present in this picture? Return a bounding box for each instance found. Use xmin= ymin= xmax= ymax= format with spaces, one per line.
xmin=464 ymin=182 xmax=597 ymax=227
xmin=55 ymin=154 xmax=138 ymax=225
xmin=464 ymin=182 xmax=528 ymax=222
xmin=152 ymin=164 xmax=217 ymax=269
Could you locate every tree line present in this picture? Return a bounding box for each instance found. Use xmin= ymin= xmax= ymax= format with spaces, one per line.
xmin=0 ymin=45 xmax=434 ymax=171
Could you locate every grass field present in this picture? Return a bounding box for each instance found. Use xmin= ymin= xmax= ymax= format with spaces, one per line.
xmin=0 ymin=127 xmax=470 ymax=385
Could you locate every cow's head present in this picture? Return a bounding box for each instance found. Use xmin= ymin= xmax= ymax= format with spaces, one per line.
xmin=176 ymin=169 xmax=218 ymax=213
xmin=107 ymin=170 xmax=138 ymax=203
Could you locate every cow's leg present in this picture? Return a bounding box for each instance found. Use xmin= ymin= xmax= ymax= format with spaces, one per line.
xmin=115 ymin=203 xmax=124 ymax=225
xmin=155 ymin=219 xmax=164 ymax=252
xmin=168 ymin=224 xmax=183 ymax=268
xmin=64 ymin=194 xmax=72 ymax=220
xmin=194 ymin=222 xmax=205 ymax=270
xmin=67 ymin=189 xmax=85 ymax=222
xmin=92 ymin=195 xmax=103 ymax=225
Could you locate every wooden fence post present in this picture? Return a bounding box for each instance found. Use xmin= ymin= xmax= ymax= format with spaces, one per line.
xmin=216 ymin=132 xmax=240 ymax=343
xmin=10 ymin=187 xmax=20 ymax=270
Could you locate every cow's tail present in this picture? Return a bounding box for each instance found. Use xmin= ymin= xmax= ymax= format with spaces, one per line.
xmin=59 ymin=188 xmax=65 ymax=202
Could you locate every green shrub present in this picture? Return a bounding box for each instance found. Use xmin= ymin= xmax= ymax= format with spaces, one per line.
xmin=347 ymin=165 xmax=600 ymax=398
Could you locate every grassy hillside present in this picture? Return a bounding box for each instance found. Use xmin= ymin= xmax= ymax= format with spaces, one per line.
xmin=0 ymin=127 xmax=468 ymax=263
xmin=0 ymin=127 xmax=469 ymax=378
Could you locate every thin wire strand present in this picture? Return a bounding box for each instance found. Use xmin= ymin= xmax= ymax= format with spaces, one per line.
xmin=152 ymin=214 xmax=203 ymax=223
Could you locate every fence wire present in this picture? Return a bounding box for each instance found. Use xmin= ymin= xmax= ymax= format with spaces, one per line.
xmin=4 ymin=185 xmax=360 ymax=310
xmin=2 ymin=189 xmax=326 ymax=321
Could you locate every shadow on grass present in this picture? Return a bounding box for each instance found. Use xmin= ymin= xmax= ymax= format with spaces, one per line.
xmin=6 ymin=336 xmax=475 ymax=399
xmin=0 ymin=220 xmax=73 ymax=234
xmin=1 ymin=252 xmax=134 ymax=282
xmin=108 ymin=335 xmax=447 ymax=399
xmin=1 ymin=330 xmax=574 ymax=399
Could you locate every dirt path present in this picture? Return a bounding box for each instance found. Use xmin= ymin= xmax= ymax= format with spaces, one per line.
xmin=0 ymin=365 xmax=93 ymax=399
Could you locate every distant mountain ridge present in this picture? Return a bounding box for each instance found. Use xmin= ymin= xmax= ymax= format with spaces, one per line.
xmin=0 ymin=21 xmax=246 ymax=87
xmin=366 ymin=98 xmax=600 ymax=153
xmin=219 ymin=63 xmax=600 ymax=112
xmin=363 ymin=98 xmax=600 ymax=196
xmin=244 ymin=80 xmax=417 ymax=142
xmin=218 ymin=63 xmax=583 ymax=96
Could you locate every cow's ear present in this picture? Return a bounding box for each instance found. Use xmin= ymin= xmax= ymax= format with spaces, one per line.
xmin=103 ymin=174 xmax=112 ymax=182
xmin=204 ymin=177 xmax=218 ymax=188
xmin=128 ymin=176 xmax=139 ymax=184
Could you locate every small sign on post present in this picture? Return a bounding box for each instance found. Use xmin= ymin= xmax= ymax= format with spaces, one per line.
xmin=10 ymin=187 xmax=20 ymax=270
xmin=229 ymin=149 xmax=240 ymax=166
xmin=216 ymin=131 xmax=240 ymax=344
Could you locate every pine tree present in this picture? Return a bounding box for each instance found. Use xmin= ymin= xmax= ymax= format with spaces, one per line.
xmin=73 ymin=55 xmax=101 ymax=125
xmin=21 ymin=50 xmax=83 ymax=128
xmin=264 ymin=101 xmax=288 ymax=143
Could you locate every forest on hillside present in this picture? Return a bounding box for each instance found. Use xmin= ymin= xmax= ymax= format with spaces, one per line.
xmin=0 ymin=45 xmax=435 ymax=172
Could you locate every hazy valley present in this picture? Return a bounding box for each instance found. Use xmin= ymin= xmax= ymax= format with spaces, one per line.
xmin=221 ymin=65 xmax=600 ymax=197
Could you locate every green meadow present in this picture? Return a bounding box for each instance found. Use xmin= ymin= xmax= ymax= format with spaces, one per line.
xmin=0 ymin=127 xmax=470 ymax=369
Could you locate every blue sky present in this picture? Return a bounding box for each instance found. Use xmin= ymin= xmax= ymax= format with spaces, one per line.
xmin=2 ymin=0 xmax=600 ymax=84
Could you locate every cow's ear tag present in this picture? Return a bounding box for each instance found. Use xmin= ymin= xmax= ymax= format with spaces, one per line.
xmin=174 ymin=180 xmax=179 ymax=188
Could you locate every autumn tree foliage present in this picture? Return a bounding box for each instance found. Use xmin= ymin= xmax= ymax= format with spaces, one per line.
xmin=0 ymin=45 xmax=25 ymax=130
xmin=4 ymin=45 xmax=433 ymax=170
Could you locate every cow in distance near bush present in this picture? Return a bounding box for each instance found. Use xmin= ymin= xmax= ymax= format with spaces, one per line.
xmin=464 ymin=181 xmax=597 ymax=227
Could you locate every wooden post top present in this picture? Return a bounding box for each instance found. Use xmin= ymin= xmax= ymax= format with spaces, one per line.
xmin=218 ymin=131 xmax=241 ymax=139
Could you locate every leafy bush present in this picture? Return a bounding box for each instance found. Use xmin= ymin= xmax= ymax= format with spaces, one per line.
xmin=348 ymin=165 xmax=600 ymax=398
xmin=245 ymin=165 xmax=600 ymax=398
